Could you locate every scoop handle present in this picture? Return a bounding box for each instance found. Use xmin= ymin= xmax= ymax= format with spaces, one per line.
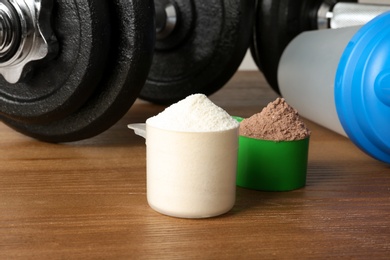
xmin=127 ymin=123 xmax=146 ymax=139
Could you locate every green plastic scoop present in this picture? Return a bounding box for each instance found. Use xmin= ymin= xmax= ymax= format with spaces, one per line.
xmin=234 ymin=116 xmax=310 ymax=191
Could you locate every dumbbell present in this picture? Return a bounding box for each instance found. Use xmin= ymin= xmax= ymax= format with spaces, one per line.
xmin=251 ymin=0 xmax=390 ymax=94
xmin=0 ymin=0 xmax=255 ymax=143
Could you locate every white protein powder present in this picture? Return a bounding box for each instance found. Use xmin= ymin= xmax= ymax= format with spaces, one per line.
xmin=146 ymin=93 xmax=239 ymax=132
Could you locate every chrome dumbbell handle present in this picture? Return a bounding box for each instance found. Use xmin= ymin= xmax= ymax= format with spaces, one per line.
xmin=318 ymin=2 xmax=390 ymax=29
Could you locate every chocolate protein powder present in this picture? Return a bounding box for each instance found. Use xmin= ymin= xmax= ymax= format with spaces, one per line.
xmin=240 ymin=98 xmax=311 ymax=141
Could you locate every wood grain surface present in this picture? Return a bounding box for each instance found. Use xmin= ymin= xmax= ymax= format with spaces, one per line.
xmin=1 ymin=71 xmax=389 ymax=259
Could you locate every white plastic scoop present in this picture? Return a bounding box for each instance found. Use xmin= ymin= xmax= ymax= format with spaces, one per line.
xmin=128 ymin=122 xmax=239 ymax=219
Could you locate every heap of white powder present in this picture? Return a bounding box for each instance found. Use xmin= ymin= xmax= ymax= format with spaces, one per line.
xmin=146 ymin=94 xmax=239 ymax=132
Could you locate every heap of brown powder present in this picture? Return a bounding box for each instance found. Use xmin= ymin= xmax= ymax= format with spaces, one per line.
xmin=240 ymin=98 xmax=311 ymax=141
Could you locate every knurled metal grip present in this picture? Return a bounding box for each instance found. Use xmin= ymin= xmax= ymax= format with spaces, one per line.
xmin=318 ymin=2 xmax=390 ymax=29
xmin=0 ymin=0 xmax=55 ymax=83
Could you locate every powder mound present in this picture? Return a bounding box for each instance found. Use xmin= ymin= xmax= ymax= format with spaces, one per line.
xmin=146 ymin=94 xmax=239 ymax=132
xmin=240 ymin=98 xmax=311 ymax=141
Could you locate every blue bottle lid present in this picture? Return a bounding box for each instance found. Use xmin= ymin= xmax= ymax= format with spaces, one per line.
xmin=335 ymin=12 xmax=390 ymax=164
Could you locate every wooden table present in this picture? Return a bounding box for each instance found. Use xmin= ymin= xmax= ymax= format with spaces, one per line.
xmin=1 ymin=71 xmax=389 ymax=259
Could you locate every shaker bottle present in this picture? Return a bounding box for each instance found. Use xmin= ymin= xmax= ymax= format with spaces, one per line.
xmin=278 ymin=12 xmax=390 ymax=163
